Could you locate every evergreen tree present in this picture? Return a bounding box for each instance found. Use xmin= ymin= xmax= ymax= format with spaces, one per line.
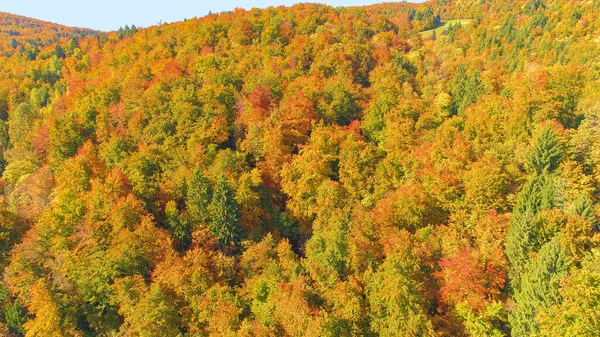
xmin=527 ymin=127 xmax=563 ymax=174
xmin=165 ymin=201 xmax=191 ymax=251
xmin=450 ymin=64 xmax=468 ymax=114
xmin=4 ymin=298 xmax=26 ymax=335
xmin=506 ymin=127 xmax=564 ymax=292
xmin=535 ymin=249 xmax=600 ymax=337
xmin=506 ymin=172 xmax=557 ymax=287
xmin=185 ymin=167 xmax=212 ymax=225
xmin=513 ymin=173 xmax=556 ymax=216
xmin=573 ymin=194 xmax=596 ymax=228
xmin=509 ymin=237 xmax=571 ymax=337
xmin=450 ymin=65 xmax=485 ymax=115
xmin=8 ymin=38 xmax=18 ymax=49
xmin=506 ymin=211 xmax=539 ymax=289
xmin=208 ymin=177 xmax=242 ymax=248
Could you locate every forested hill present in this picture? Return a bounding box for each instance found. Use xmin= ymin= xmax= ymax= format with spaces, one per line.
xmin=1 ymin=0 xmax=600 ymax=336
xmin=0 ymin=12 xmax=99 ymax=57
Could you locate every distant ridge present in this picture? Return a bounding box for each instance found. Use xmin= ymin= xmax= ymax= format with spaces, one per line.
xmin=0 ymin=11 xmax=97 ymax=34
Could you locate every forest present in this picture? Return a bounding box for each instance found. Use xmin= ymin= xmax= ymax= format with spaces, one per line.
xmin=0 ymin=0 xmax=600 ymax=335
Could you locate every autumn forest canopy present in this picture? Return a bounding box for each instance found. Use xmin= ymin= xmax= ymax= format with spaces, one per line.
xmin=1 ymin=0 xmax=600 ymax=335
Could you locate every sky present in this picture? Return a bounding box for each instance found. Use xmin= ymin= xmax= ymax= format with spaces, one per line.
xmin=1 ymin=0 xmax=424 ymax=32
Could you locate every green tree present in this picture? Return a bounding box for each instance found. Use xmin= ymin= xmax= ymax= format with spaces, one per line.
xmin=208 ymin=177 xmax=242 ymax=248
xmin=450 ymin=65 xmax=485 ymax=115
xmin=506 ymin=173 xmax=556 ymax=289
xmin=456 ymin=301 xmax=506 ymax=337
xmin=506 ymin=211 xmax=539 ymax=289
xmin=42 ymin=55 xmax=63 ymax=84
xmin=305 ymin=205 xmax=351 ymax=288
xmin=509 ymin=236 xmax=571 ymax=337
xmin=572 ymin=194 xmax=596 ymax=228
xmin=124 ymin=148 xmax=163 ymax=203
xmin=185 ymin=167 xmax=212 ymax=226
xmin=4 ymin=298 xmax=26 ymax=336
xmin=165 ymin=200 xmax=191 ymax=251
xmin=29 ymin=87 xmax=49 ymax=108
xmin=535 ymin=249 xmax=600 ymax=337
xmin=506 ymin=125 xmax=564 ymax=291
xmin=527 ymin=126 xmax=563 ymax=174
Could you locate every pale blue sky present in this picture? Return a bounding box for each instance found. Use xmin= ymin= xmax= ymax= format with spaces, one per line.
xmin=1 ymin=0 xmax=424 ymax=32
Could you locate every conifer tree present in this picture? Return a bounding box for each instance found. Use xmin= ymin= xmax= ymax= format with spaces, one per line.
xmin=186 ymin=167 xmax=212 ymax=225
xmin=535 ymin=249 xmax=600 ymax=337
xmin=573 ymin=194 xmax=596 ymax=228
xmin=527 ymin=126 xmax=563 ymax=175
xmin=208 ymin=177 xmax=242 ymax=248
xmin=505 ymin=211 xmax=539 ymax=288
xmin=509 ymin=237 xmax=571 ymax=337
xmin=450 ymin=65 xmax=485 ymax=115
xmin=506 ymin=126 xmax=563 ymax=291
xmin=165 ymin=201 xmax=191 ymax=251
xmin=506 ymin=173 xmax=557 ymax=287
xmin=513 ymin=173 xmax=556 ymax=216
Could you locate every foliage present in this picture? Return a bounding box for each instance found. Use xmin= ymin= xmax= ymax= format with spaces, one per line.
xmin=0 ymin=1 xmax=599 ymax=335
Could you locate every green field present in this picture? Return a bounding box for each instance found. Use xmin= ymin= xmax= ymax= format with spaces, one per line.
xmin=420 ymin=20 xmax=471 ymax=38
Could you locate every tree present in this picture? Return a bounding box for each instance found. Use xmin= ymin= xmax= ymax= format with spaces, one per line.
xmin=365 ymin=251 xmax=436 ymax=337
xmin=22 ymin=281 xmax=81 ymax=337
xmin=509 ymin=236 xmax=571 ymax=337
xmin=506 ymin=211 xmax=539 ymax=289
xmin=304 ymin=205 xmax=351 ymax=288
xmin=165 ymin=200 xmax=191 ymax=251
xmin=527 ymin=126 xmax=563 ymax=174
xmin=124 ymin=148 xmax=163 ymax=203
xmin=4 ymin=298 xmax=26 ymax=336
xmin=208 ymin=177 xmax=242 ymax=248
xmin=506 ymin=172 xmax=556 ymax=289
xmin=115 ymin=276 xmax=183 ymax=337
xmin=450 ymin=65 xmax=485 ymax=115
xmin=463 ymin=154 xmax=508 ymax=213
xmin=8 ymin=103 xmax=36 ymax=152
xmin=572 ymin=194 xmax=596 ymax=228
xmin=338 ymin=129 xmax=380 ymax=202
xmin=318 ymin=75 xmax=361 ymax=125
xmin=48 ymin=112 xmax=88 ymax=168
xmin=505 ymin=125 xmax=564 ymax=293
xmin=0 ymin=209 xmax=24 ymax=268
xmin=273 ymin=278 xmax=320 ymax=337
xmin=361 ymin=63 xmax=404 ymax=142
xmin=185 ymin=167 xmax=212 ymax=226
xmin=535 ymin=249 xmax=600 ymax=337
xmin=281 ymin=125 xmax=345 ymax=220
xmin=42 ymin=55 xmax=62 ymax=84
xmin=372 ymin=183 xmax=444 ymax=232
xmin=437 ymin=245 xmax=506 ymax=312
xmin=456 ymin=301 xmax=506 ymax=337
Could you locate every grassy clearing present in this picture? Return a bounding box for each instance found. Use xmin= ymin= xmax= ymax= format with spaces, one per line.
xmin=420 ymin=20 xmax=471 ymax=38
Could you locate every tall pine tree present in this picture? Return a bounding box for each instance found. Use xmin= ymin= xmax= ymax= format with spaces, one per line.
xmin=506 ymin=173 xmax=556 ymax=288
xmin=186 ymin=167 xmax=212 ymax=226
xmin=527 ymin=126 xmax=563 ymax=175
xmin=509 ymin=236 xmax=571 ymax=337
xmin=208 ymin=177 xmax=242 ymax=248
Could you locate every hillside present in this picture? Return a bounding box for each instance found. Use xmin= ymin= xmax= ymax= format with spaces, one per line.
xmin=1 ymin=0 xmax=600 ymax=336
xmin=0 ymin=12 xmax=99 ymax=56
xmin=0 ymin=12 xmax=97 ymax=35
